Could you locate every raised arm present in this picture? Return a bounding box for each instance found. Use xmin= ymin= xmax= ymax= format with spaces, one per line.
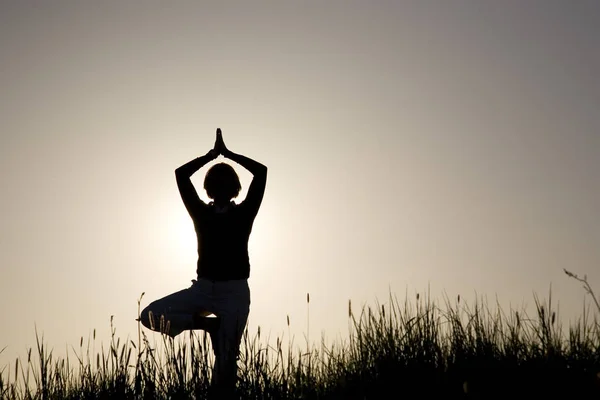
xmin=175 ymin=149 xmax=218 ymax=217
xmin=216 ymin=130 xmax=267 ymax=216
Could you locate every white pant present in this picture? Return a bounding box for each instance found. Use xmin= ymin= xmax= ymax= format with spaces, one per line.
xmin=140 ymin=278 xmax=250 ymax=386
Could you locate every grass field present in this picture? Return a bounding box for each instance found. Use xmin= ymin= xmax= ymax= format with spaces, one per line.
xmin=1 ymin=269 xmax=599 ymax=399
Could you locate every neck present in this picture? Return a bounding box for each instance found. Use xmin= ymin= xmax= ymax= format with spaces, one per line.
xmin=213 ymin=199 xmax=231 ymax=208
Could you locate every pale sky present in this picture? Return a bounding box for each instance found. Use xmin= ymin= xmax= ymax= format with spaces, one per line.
xmin=1 ymin=1 xmax=599 ymax=367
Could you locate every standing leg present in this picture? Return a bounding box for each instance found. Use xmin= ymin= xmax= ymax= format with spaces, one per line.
xmin=210 ymin=281 xmax=251 ymax=398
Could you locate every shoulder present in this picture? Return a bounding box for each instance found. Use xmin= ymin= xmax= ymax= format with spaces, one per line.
xmin=237 ymin=199 xmax=260 ymax=219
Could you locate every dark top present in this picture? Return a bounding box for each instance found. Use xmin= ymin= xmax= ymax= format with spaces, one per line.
xmin=175 ymin=153 xmax=267 ymax=281
xmin=191 ymin=201 xmax=256 ymax=280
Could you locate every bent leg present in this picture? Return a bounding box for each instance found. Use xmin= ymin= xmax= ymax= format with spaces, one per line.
xmin=140 ymin=282 xmax=212 ymax=338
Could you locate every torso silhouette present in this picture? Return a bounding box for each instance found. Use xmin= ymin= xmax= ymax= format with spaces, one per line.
xmin=191 ymin=200 xmax=257 ymax=281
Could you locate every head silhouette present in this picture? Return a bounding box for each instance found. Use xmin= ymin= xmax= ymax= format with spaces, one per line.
xmin=204 ymin=162 xmax=241 ymax=202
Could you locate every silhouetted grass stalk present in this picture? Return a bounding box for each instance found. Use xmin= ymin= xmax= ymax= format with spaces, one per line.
xmin=564 ymin=268 xmax=600 ymax=315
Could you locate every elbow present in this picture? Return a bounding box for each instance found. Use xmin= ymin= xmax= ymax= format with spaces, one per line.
xmin=175 ymin=165 xmax=186 ymax=176
xmin=251 ymin=164 xmax=267 ymax=178
xmin=259 ymin=164 xmax=268 ymax=176
xmin=175 ymin=167 xmax=188 ymax=180
xmin=255 ymin=165 xmax=267 ymax=180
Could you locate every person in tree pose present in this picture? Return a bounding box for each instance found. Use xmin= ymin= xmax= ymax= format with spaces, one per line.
xmin=140 ymin=128 xmax=267 ymax=397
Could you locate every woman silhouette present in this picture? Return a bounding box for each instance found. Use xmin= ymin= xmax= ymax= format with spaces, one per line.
xmin=140 ymin=128 xmax=267 ymax=396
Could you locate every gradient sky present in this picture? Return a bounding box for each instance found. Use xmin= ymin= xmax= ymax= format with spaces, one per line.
xmin=1 ymin=1 xmax=599 ymax=367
